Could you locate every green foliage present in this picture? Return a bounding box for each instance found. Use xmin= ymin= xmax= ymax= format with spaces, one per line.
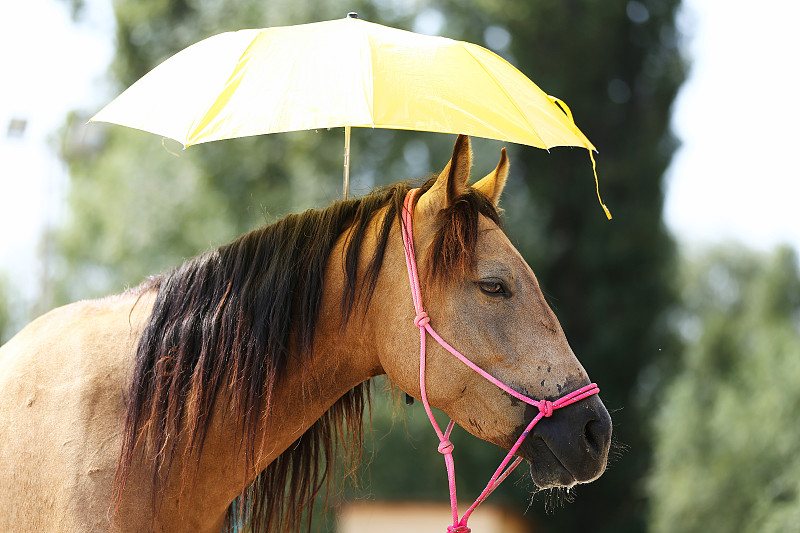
xmin=648 ymin=246 xmax=800 ymax=533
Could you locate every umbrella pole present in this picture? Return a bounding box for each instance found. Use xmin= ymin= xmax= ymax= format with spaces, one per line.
xmin=343 ymin=126 xmax=351 ymax=200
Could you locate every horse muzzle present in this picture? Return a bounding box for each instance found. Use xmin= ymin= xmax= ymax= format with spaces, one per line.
xmin=516 ymin=393 xmax=612 ymax=488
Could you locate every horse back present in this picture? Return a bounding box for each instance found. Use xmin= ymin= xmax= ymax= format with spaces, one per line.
xmin=0 ymin=292 xmax=155 ymax=532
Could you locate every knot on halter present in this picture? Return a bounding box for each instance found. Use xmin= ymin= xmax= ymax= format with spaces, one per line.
xmin=414 ymin=312 xmax=431 ymax=328
xmin=538 ymin=400 xmax=554 ymax=417
xmin=437 ymin=440 xmax=454 ymax=455
xmin=447 ymin=524 xmax=471 ymax=533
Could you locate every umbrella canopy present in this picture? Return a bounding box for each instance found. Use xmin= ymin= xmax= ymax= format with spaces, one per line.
xmin=92 ymin=16 xmax=595 ymax=150
xmin=91 ymin=15 xmax=609 ymax=216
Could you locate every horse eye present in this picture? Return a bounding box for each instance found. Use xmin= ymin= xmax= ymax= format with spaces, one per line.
xmin=478 ymin=280 xmax=505 ymax=295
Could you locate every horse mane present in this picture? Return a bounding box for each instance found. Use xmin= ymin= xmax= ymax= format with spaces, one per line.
xmin=113 ymin=178 xmax=501 ymax=533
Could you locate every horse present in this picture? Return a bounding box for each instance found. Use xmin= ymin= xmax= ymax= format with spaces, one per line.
xmin=0 ymin=135 xmax=612 ymax=533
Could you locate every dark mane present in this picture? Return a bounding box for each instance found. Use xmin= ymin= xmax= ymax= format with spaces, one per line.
xmin=113 ymin=178 xmax=501 ymax=533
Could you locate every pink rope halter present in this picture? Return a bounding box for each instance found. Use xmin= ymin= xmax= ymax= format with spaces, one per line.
xmin=400 ymin=188 xmax=599 ymax=533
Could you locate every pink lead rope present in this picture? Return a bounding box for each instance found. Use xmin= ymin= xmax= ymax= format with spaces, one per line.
xmin=400 ymin=188 xmax=600 ymax=533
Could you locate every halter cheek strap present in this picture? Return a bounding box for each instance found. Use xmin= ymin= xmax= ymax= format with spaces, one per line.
xmin=400 ymin=188 xmax=600 ymax=533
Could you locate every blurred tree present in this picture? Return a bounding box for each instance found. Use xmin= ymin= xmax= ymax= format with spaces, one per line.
xmin=57 ymin=0 xmax=684 ymax=531
xmin=649 ymin=246 xmax=800 ymax=533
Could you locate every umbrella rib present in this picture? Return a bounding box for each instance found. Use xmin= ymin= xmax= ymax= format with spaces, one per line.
xmin=185 ymin=33 xmax=260 ymax=145
xmin=460 ymin=44 xmax=549 ymax=150
xmin=363 ymin=26 xmax=376 ymax=127
xmin=186 ymin=29 xmax=317 ymax=143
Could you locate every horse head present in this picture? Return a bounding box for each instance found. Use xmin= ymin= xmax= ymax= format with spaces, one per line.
xmin=375 ymin=135 xmax=612 ymax=489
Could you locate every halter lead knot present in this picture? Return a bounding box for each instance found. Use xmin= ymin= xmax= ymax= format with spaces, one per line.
xmin=538 ymin=399 xmax=554 ymax=418
xmin=414 ymin=311 xmax=430 ymax=327
xmin=437 ymin=439 xmax=455 ymax=455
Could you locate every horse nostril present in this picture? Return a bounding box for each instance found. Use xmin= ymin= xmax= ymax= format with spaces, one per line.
xmin=583 ymin=419 xmax=607 ymax=457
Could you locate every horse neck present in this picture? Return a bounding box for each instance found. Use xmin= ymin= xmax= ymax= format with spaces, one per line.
xmin=160 ymin=217 xmax=387 ymax=530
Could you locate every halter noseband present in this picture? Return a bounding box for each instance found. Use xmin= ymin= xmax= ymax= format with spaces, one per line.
xmin=400 ymin=188 xmax=600 ymax=533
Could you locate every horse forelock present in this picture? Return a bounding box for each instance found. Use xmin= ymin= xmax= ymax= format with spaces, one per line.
xmin=423 ymin=187 xmax=503 ymax=291
xmin=114 ymin=177 xmax=501 ymax=533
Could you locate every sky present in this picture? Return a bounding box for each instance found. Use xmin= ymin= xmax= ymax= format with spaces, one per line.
xmin=0 ymin=0 xmax=114 ymax=303
xmin=663 ymin=0 xmax=800 ymax=254
xmin=1 ymin=0 xmax=799 ymax=308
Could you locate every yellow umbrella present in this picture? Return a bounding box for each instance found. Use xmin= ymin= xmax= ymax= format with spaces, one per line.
xmin=91 ymin=14 xmax=609 ymax=217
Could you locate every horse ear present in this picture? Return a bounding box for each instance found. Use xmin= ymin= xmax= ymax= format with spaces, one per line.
xmin=472 ymin=148 xmax=509 ymax=206
xmin=418 ymin=135 xmax=472 ymax=215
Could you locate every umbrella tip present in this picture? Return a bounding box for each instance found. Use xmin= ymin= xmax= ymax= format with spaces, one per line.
xmin=347 ymin=12 xmax=359 ymax=18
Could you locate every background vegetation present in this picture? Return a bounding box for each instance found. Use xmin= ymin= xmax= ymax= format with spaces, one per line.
xmin=649 ymin=246 xmax=800 ymax=533
xmin=3 ymin=0 xmax=797 ymax=532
